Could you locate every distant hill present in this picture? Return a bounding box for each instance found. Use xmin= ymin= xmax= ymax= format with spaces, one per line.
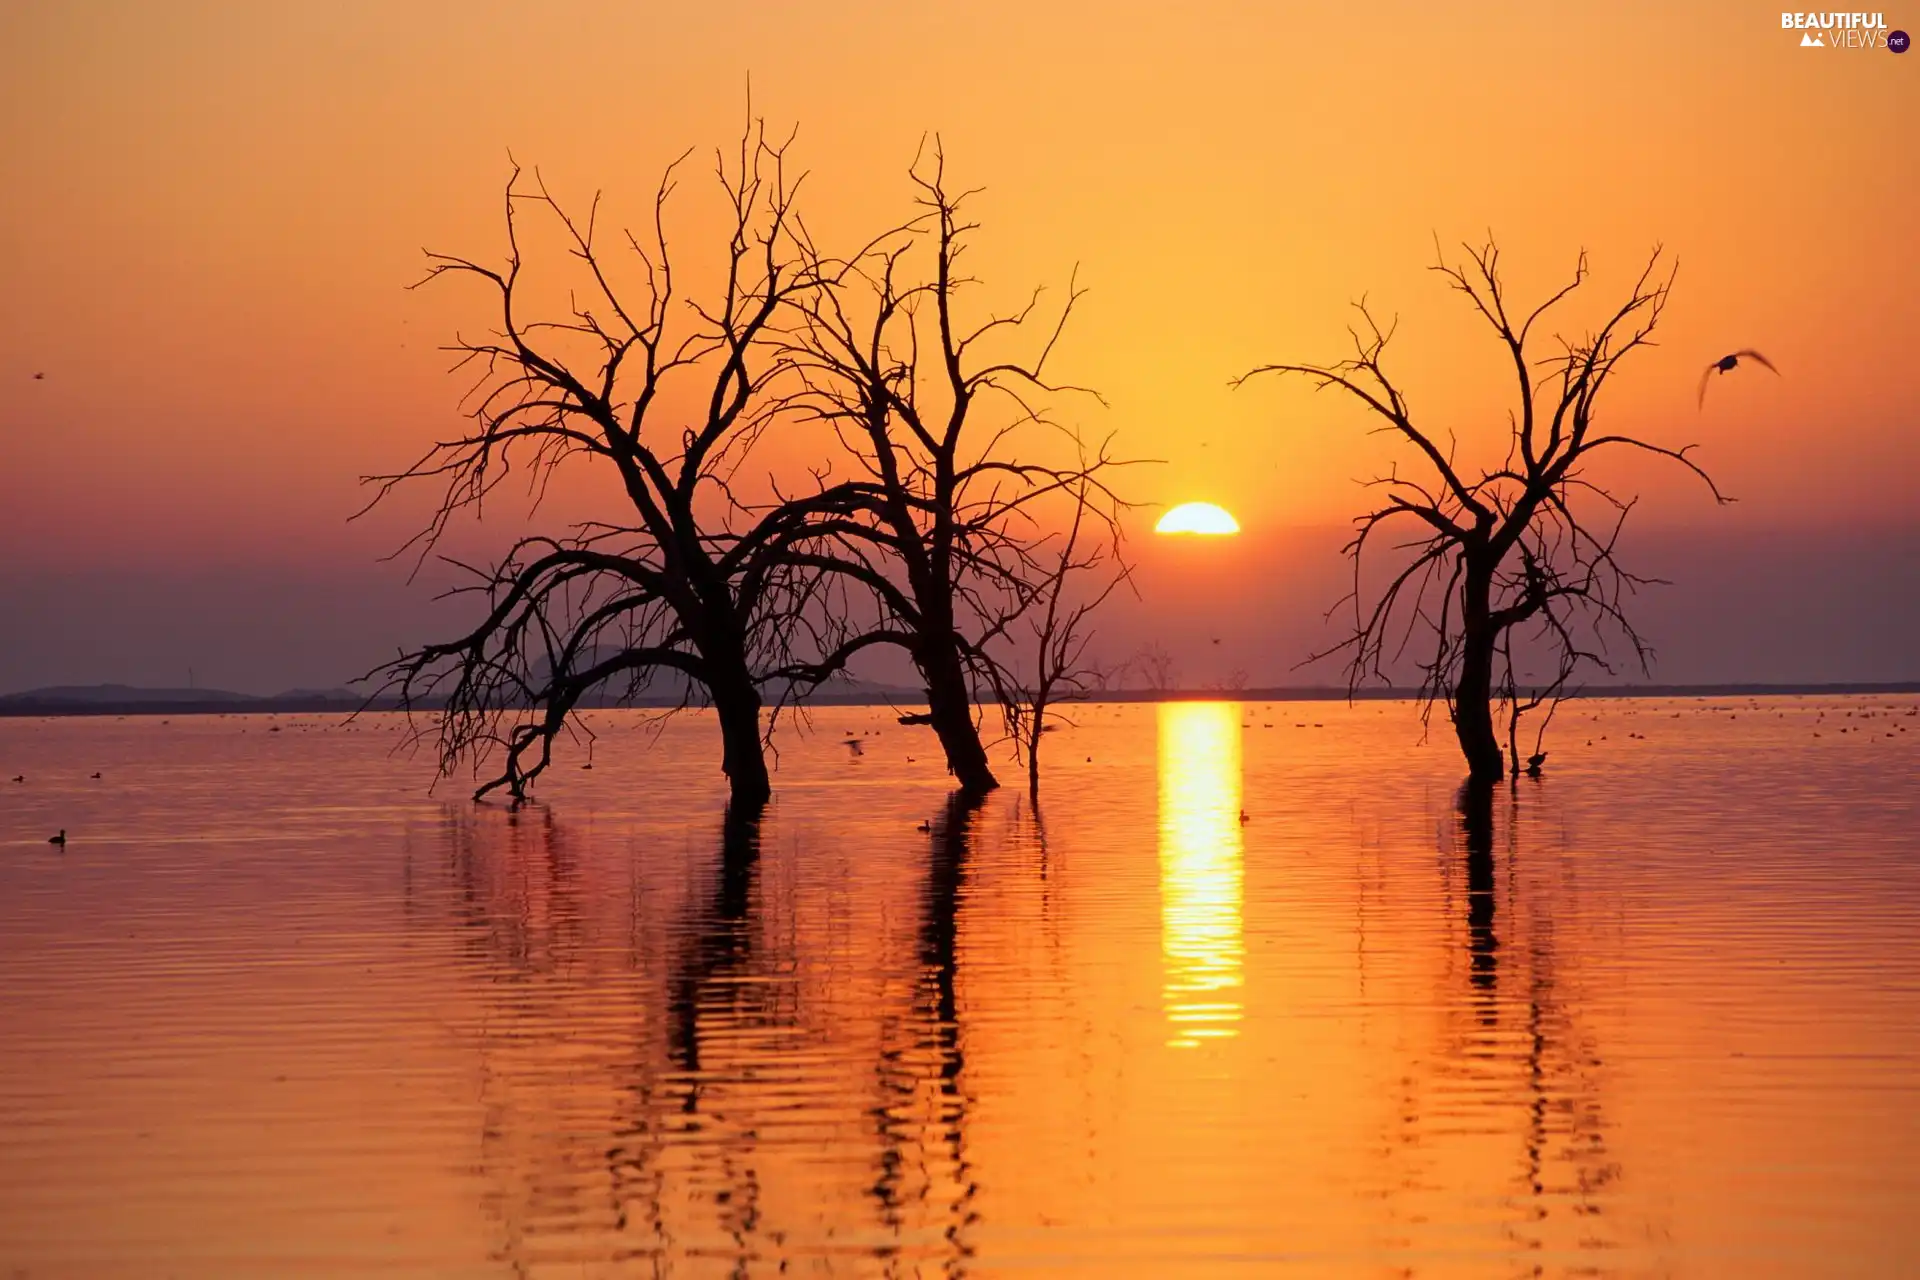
xmin=4 ymin=678 xmax=1912 ymax=719
xmin=0 ymin=683 xmax=380 ymax=716
xmin=0 ymin=675 xmax=924 ymax=717
xmin=2 ymin=683 xmax=260 ymax=705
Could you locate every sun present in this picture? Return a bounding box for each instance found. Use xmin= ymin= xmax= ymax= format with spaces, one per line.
xmin=1155 ymin=502 xmax=1240 ymax=536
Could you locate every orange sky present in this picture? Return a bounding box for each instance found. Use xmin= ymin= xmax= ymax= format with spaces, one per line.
xmin=4 ymin=1 xmax=1914 ymax=557
xmin=0 ymin=2 xmax=1914 ymax=690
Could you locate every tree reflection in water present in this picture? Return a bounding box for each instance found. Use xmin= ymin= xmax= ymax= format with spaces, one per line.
xmin=402 ymin=750 xmax=1657 ymax=1273
xmin=423 ymin=794 xmax=983 ymax=1275
xmin=871 ymin=790 xmax=985 ymax=1274
xmin=1431 ymin=778 xmax=1632 ymax=1257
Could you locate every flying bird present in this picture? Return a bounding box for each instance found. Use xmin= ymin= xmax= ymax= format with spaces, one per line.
xmin=1697 ymin=350 xmax=1778 ymax=407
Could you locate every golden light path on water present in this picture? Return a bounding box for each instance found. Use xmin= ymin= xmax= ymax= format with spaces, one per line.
xmin=1156 ymin=701 xmax=1245 ymax=1048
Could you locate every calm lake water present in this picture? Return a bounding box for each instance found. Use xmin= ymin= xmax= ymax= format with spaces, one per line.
xmin=2 ymin=697 xmax=1918 ymax=1276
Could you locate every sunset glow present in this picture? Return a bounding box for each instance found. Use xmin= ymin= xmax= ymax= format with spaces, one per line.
xmin=1155 ymin=502 xmax=1241 ymax=536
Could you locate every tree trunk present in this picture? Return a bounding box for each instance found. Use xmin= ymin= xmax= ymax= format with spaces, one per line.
xmin=710 ymin=674 xmax=772 ymax=806
xmin=919 ymin=641 xmax=998 ymax=793
xmin=1026 ymin=702 xmax=1044 ymax=799
xmin=1453 ymin=567 xmax=1506 ymax=783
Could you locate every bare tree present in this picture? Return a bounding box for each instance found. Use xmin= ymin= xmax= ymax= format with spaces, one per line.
xmin=363 ymin=118 xmax=849 ymax=805
xmin=1237 ymin=240 xmax=1726 ymax=782
xmin=1004 ymin=482 xmax=1130 ymax=796
xmin=781 ymin=144 xmax=1124 ymax=792
xmin=1129 ymin=642 xmax=1178 ymax=693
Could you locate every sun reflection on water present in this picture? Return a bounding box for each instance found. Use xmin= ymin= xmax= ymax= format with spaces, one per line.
xmin=1157 ymin=701 xmax=1245 ymax=1048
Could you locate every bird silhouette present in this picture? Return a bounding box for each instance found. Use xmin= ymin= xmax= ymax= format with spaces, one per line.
xmin=1525 ymin=751 xmax=1548 ymax=776
xmin=10 ymin=775 xmax=21 ymax=783
xmin=32 ymin=372 xmax=45 ymax=380
xmin=48 ymin=830 xmax=66 ymax=846
xmin=1697 ymin=349 xmax=1778 ymax=406
xmin=916 ymin=819 xmax=932 ymax=833
xmin=90 ymin=772 xmax=102 ymax=779
xmin=842 ymin=738 xmax=864 ymax=756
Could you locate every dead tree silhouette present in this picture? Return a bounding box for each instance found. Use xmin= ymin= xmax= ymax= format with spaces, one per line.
xmin=364 ymin=117 xmax=860 ymax=804
xmin=1237 ymin=240 xmax=1727 ymax=782
xmin=782 ymin=144 xmax=1129 ymax=793
xmin=1005 ymin=480 xmax=1129 ymax=798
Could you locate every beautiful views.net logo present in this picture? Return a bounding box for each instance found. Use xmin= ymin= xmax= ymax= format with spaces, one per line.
xmin=1781 ymin=11 xmax=1909 ymax=49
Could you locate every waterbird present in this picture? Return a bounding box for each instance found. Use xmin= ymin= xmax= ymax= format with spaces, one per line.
xmin=916 ymin=820 xmax=932 ymax=833
xmin=10 ymin=775 xmax=21 ymax=783
xmin=48 ymin=830 xmax=65 ymax=846
xmin=91 ymin=772 xmax=101 ymax=779
xmin=1697 ymin=349 xmax=1778 ymax=406
xmin=33 ymin=372 xmax=45 ymax=380
xmin=1525 ymin=751 xmax=1548 ymax=777
xmin=842 ymin=738 xmax=864 ymax=756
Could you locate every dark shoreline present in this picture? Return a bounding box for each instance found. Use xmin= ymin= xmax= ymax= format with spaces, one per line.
xmin=3 ymin=682 xmax=1916 ymax=719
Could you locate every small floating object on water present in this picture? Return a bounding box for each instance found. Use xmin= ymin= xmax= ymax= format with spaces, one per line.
xmin=842 ymin=738 xmax=864 ymax=755
xmin=10 ymin=775 xmax=22 ymax=783
xmin=1239 ymin=810 xmax=1250 ymax=824
xmin=48 ymin=830 xmax=65 ymax=847
xmin=91 ymin=772 xmax=102 ymax=779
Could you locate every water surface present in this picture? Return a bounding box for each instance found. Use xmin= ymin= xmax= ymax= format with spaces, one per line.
xmin=3 ymin=697 xmax=1917 ymax=1275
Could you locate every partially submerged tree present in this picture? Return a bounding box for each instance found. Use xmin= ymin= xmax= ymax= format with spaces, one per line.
xmin=1238 ymin=240 xmax=1726 ymax=782
xmin=365 ymin=121 xmax=845 ymax=805
xmin=368 ymin=124 xmax=1139 ymax=805
xmin=783 ymin=147 xmax=1124 ymax=792
xmin=1004 ymin=483 xmax=1129 ymax=797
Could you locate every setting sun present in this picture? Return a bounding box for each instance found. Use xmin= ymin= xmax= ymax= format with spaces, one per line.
xmin=1155 ymin=502 xmax=1241 ymax=536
